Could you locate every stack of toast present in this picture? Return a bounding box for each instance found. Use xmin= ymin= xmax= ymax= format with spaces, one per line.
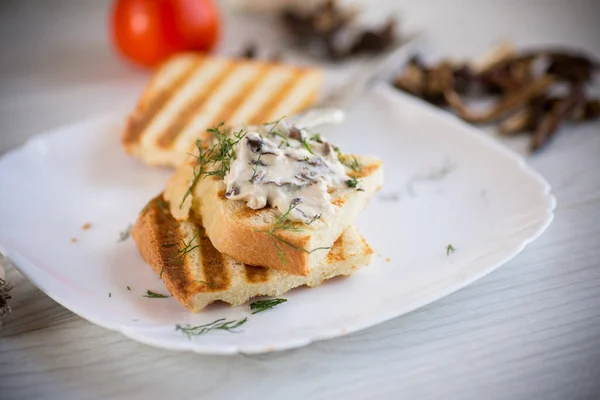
xmin=124 ymin=53 xmax=383 ymax=312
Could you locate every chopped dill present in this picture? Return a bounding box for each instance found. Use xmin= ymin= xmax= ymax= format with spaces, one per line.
xmin=176 ymin=317 xmax=247 ymax=339
xmin=144 ymin=290 xmax=168 ymax=298
xmin=250 ymin=298 xmax=287 ymax=314
xmin=310 ymin=133 xmax=323 ymax=143
xmin=194 ymin=279 xmax=214 ymax=288
xmin=271 ymin=131 xmax=290 ymax=147
xmin=340 ymin=155 xmax=363 ymax=173
xmin=446 ymin=244 xmax=455 ymax=256
xmin=301 ymin=137 xmax=315 ymax=155
xmin=345 ymin=177 xmax=360 ymax=188
xmin=266 ymin=116 xmax=289 ymax=146
xmin=178 ymin=231 xmax=201 ymax=259
xmin=118 ymin=224 xmax=132 ymax=243
xmin=256 ymin=200 xmax=330 ymax=263
xmin=179 ymin=123 xmax=247 ymax=208
xmin=249 ymin=152 xmax=262 ymax=183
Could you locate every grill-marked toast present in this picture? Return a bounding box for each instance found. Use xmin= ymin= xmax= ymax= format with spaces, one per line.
xmin=122 ymin=54 xmax=322 ymax=167
xmin=165 ymin=150 xmax=383 ymax=276
xmin=133 ymin=195 xmax=373 ymax=312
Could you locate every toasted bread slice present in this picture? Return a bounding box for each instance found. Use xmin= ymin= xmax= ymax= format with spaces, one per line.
xmin=133 ymin=195 xmax=373 ymax=312
xmin=165 ymin=154 xmax=383 ymax=276
xmin=122 ymin=53 xmax=322 ymax=167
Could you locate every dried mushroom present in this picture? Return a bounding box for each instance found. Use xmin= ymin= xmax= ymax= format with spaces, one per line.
xmin=280 ymin=0 xmax=398 ymax=61
xmin=392 ymin=44 xmax=599 ymax=152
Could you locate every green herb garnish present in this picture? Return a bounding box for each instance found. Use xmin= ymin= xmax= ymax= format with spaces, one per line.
xmin=271 ymin=131 xmax=290 ymax=147
xmin=340 ymin=155 xmax=363 ymax=173
xmin=176 ymin=317 xmax=248 ymax=339
xmin=127 ymin=286 xmax=131 ymax=291
xmin=249 ymin=152 xmax=262 ymax=183
xmin=345 ymin=177 xmax=360 ymax=188
xmin=177 ymin=230 xmax=201 ymax=259
xmin=250 ymin=298 xmax=287 ymax=314
xmin=301 ymin=137 xmax=315 ymax=155
xmin=109 ymin=292 xmax=111 ymax=298
xmin=118 ymin=224 xmax=132 ymax=242
xmin=310 ymin=133 xmax=323 ymax=143
xmin=144 ymin=290 xmax=168 ymax=298
xmin=265 ymin=117 xmax=289 ymax=146
xmin=180 ymin=123 xmax=247 ymax=208
xmin=257 ymin=200 xmax=330 ymax=263
xmin=446 ymin=244 xmax=455 ymax=256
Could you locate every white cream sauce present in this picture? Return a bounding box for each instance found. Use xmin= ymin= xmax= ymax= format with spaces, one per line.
xmin=223 ymin=120 xmax=351 ymax=222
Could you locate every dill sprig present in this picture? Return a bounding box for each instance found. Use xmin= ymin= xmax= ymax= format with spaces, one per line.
xmin=340 ymin=155 xmax=363 ymax=173
xmin=206 ymin=126 xmax=247 ymax=180
xmin=265 ymin=117 xmax=289 ymax=146
xmin=310 ymin=133 xmax=323 ymax=143
xmin=118 ymin=224 xmax=132 ymax=242
xmin=144 ymin=290 xmax=168 ymax=298
xmin=176 ymin=317 xmax=247 ymax=339
xmin=249 ymin=152 xmax=262 ymax=183
xmin=446 ymin=244 xmax=455 ymax=256
xmin=180 ymin=123 xmax=247 ymax=208
xmin=271 ymin=131 xmax=289 ymax=147
xmin=180 ymin=139 xmax=212 ymax=208
xmin=345 ymin=177 xmax=360 ymax=188
xmin=250 ymin=298 xmax=287 ymax=314
xmin=257 ymin=200 xmax=330 ymax=263
xmin=301 ymin=137 xmax=315 ymax=155
xmin=178 ymin=230 xmax=201 ymax=259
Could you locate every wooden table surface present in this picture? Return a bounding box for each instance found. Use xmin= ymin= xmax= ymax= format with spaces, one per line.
xmin=1 ymin=1 xmax=600 ymax=399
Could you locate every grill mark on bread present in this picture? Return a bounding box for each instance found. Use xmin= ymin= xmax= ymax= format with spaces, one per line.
xmin=209 ymin=64 xmax=274 ymax=127
xmin=123 ymin=60 xmax=200 ymax=146
xmin=326 ymin=235 xmax=346 ymax=263
xmin=249 ymin=69 xmax=303 ymax=125
xmin=151 ymin=196 xmax=188 ymax=295
xmin=244 ymin=264 xmax=270 ymax=283
xmin=199 ymin=233 xmax=231 ymax=290
xmin=156 ymin=61 xmax=239 ymax=149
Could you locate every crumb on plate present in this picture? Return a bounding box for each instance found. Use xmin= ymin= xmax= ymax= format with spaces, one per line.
xmin=82 ymin=223 xmax=92 ymax=230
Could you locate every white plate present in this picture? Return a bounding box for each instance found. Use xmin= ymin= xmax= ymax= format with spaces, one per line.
xmin=0 ymin=85 xmax=555 ymax=354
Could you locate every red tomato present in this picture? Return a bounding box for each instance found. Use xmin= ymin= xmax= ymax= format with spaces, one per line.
xmin=171 ymin=0 xmax=220 ymax=53
xmin=111 ymin=0 xmax=220 ymax=68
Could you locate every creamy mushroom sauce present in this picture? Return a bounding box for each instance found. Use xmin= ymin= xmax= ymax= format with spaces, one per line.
xmin=223 ymin=120 xmax=351 ymax=222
